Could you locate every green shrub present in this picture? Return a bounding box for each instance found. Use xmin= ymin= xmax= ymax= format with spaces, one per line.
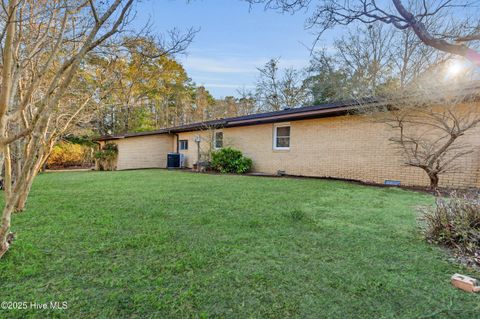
xmin=419 ymin=192 xmax=480 ymax=257
xmin=95 ymin=143 xmax=118 ymax=171
xmin=211 ymin=147 xmax=253 ymax=174
xmin=94 ymin=143 xmax=118 ymax=159
xmin=64 ymin=135 xmax=96 ymax=147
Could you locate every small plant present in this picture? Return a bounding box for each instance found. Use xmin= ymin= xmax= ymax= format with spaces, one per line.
xmin=419 ymin=192 xmax=480 ymax=260
xmin=211 ymin=147 xmax=253 ymax=174
xmin=95 ymin=143 xmax=118 ymax=171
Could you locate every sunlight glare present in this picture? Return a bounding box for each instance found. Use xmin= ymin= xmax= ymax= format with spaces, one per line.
xmin=447 ymin=60 xmax=464 ymax=77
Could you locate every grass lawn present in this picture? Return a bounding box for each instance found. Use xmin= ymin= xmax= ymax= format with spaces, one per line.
xmin=0 ymin=170 xmax=478 ymax=318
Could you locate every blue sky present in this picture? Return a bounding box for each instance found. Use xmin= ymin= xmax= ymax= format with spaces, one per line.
xmin=133 ymin=0 xmax=327 ymax=98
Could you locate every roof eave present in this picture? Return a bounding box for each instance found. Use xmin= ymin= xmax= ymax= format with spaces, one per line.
xmin=95 ymin=101 xmax=385 ymax=140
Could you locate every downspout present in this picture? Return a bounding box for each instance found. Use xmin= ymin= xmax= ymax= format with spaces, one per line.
xmin=92 ymin=141 xmax=102 ymax=171
xmin=173 ymin=132 xmax=179 ymax=153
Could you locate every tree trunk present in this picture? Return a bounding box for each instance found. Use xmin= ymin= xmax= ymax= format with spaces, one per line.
xmin=0 ymin=115 xmax=47 ymax=253
xmin=15 ymin=192 xmax=28 ymax=212
xmin=0 ymin=145 xmax=15 ymax=257
xmin=0 ymin=153 xmax=4 ymax=187
xmin=0 ymin=0 xmax=17 ymax=258
xmin=14 ymin=169 xmax=36 ymax=212
xmin=14 ymin=131 xmax=48 ymax=213
xmin=428 ymin=172 xmax=439 ymax=190
xmin=0 ymin=201 xmax=16 ymax=257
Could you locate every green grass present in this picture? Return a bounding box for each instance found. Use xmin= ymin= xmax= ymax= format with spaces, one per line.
xmin=0 ymin=170 xmax=478 ymax=318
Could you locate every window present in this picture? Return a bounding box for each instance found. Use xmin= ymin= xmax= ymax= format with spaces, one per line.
xmin=214 ymin=131 xmax=223 ymax=149
xmin=179 ymin=139 xmax=188 ymax=150
xmin=274 ymin=124 xmax=290 ymax=150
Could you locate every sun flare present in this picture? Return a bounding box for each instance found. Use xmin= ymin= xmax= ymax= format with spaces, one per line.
xmin=447 ymin=60 xmax=464 ymax=76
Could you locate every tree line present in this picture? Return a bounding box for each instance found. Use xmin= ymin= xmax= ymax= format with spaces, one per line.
xmin=90 ymin=21 xmax=475 ymax=136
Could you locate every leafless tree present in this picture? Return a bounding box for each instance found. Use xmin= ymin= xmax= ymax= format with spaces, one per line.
xmin=256 ymin=58 xmax=283 ymax=111
xmin=256 ymin=58 xmax=308 ymax=111
xmin=371 ymin=83 xmax=480 ymax=189
xmin=0 ymin=0 xmax=195 ymax=258
xmin=306 ymin=22 xmax=447 ymax=101
xmin=282 ymin=25 xmax=425 ymax=103
xmin=0 ymin=0 xmax=138 ymax=258
xmin=391 ymin=24 xmax=446 ymax=87
xmin=334 ymin=24 xmax=396 ymax=96
xmin=281 ymin=68 xmax=309 ymax=108
xmin=248 ymin=0 xmax=480 ymax=65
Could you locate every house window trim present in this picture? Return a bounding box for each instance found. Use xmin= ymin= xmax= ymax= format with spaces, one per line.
xmin=273 ymin=123 xmax=291 ymax=150
xmin=214 ymin=130 xmax=223 ymax=149
xmin=179 ymin=139 xmax=188 ymax=151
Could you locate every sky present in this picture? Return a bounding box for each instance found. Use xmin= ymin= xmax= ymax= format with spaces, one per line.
xmin=133 ymin=0 xmax=326 ymax=98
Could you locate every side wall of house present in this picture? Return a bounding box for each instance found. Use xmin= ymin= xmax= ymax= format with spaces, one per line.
xmin=112 ymin=134 xmax=174 ymax=170
xmin=176 ymin=112 xmax=480 ymax=188
xmin=176 ymin=130 xmax=215 ymax=168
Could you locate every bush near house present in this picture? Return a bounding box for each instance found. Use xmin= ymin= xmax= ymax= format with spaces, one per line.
xmin=46 ymin=142 xmax=93 ymax=168
xmin=94 ymin=143 xmax=118 ymax=171
xmin=211 ymin=147 xmax=253 ymax=174
xmin=419 ymin=192 xmax=480 ymax=262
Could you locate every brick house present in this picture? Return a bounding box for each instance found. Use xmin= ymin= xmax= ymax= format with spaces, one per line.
xmin=97 ymin=99 xmax=480 ymax=189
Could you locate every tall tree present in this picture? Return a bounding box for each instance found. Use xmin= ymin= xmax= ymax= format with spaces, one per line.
xmin=236 ymin=88 xmax=258 ymax=115
xmin=304 ymin=50 xmax=350 ymax=103
xmin=255 ymin=58 xmax=308 ymax=111
xmin=305 ymin=23 xmax=447 ymax=101
xmin=192 ymin=86 xmax=215 ymax=122
xmin=0 ymin=0 xmax=194 ymax=258
xmin=334 ymin=24 xmax=396 ymax=94
xmin=248 ymin=0 xmax=480 ymax=64
xmin=0 ymin=0 xmax=135 ymax=258
xmin=256 ymin=58 xmax=283 ymax=111
xmin=93 ymin=37 xmax=197 ymax=135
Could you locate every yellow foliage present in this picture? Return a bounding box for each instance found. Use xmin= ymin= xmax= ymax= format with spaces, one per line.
xmin=47 ymin=142 xmax=92 ymax=168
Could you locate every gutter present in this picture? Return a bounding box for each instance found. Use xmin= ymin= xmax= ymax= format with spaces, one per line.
xmin=172 ymin=132 xmax=179 ymax=152
xmin=95 ymin=108 xmax=354 ymax=140
xmin=94 ymin=102 xmax=388 ymax=141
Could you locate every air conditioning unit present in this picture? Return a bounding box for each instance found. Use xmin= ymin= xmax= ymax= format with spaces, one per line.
xmin=167 ymin=153 xmax=185 ymax=169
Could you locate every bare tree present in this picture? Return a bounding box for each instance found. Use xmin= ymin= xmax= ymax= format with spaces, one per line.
xmin=282 ymin=68 xmax=309 ymax=108
xmin=248 ymin=0 xmax=480 ymax=65
xmin=256 ymin=58 xmax=283 ymax=111
xmin=334 ymin=24 xmax=396 ymax=96
xmin=256 ymin=58 xmax=308 ymax=111
xmin=34 ymin=65 xmax=119 ymax=188
xmin=0 ymin=0 xmax=139 ymax=258
xmin=305 ymin=22 xmax=446 ymax=101
xmin=372 ymin=84 xmax=480 ymax=189
xmin=391 ymin=25 xmax=446 ymax=87
xmin=0 ymin=0 xmax=195 ymax=258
